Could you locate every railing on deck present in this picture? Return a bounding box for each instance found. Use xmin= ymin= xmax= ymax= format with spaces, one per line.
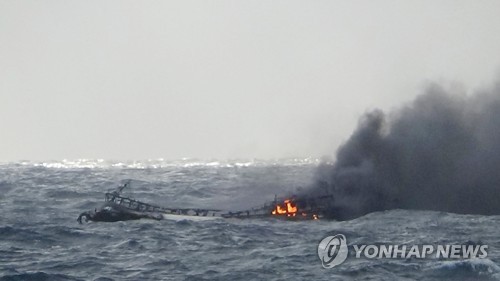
xmin=104 ymin=192 xmax=222 ymax=217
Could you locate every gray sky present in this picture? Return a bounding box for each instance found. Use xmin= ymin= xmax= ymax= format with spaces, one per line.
xmin=1 ymin=0 xmax=500 ymax=161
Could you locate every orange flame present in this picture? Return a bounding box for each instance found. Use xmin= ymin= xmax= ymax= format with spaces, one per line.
xmin=285 ymin=199 xmax=297 ymax=213
xmin=271 ymin=198 xmax=319 ymax=220
xmin=277 ymin=204 xmax=287 ymax=214
xmin=271 ymin=199 xmax=297 ymax=216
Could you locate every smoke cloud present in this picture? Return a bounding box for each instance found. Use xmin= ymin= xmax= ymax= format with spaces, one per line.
xmin=307 ymin=80 xmax=500 ymax=220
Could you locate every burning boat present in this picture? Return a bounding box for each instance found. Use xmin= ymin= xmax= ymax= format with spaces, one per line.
xmin=78 ymin=182 xmax=334 ymax=223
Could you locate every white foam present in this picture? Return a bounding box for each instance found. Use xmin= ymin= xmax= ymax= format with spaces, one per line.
xmin=8 ymin=158 xmax=321 ymax=169
xmin=161 ymin=213 xmax=221 ymax=222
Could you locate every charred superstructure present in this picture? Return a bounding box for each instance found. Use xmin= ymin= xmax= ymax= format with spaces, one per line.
xmin=77 ymin=182 xmax=335 ymax=223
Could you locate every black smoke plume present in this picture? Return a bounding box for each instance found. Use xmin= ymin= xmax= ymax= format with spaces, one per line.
xmin=307 ymin=81 xmax=500 ymax=220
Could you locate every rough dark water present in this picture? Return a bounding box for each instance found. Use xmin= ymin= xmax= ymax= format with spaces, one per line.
xmin=1 ymin=159 xmax=499 ymax=280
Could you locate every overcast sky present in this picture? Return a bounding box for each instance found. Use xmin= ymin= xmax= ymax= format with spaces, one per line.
xmin=1 ymin=1 xmax=500 ymax=161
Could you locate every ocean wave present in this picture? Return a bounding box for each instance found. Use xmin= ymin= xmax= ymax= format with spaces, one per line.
xmin=1 ymin=158 xmax=320 ymax=169
xmin=428 ymin=258 xmax=500 ymax=279
xmin=1 ymin=161 xmax=499 ymax=280
xmin=0 ymin=272 xmax=83 ymax=281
